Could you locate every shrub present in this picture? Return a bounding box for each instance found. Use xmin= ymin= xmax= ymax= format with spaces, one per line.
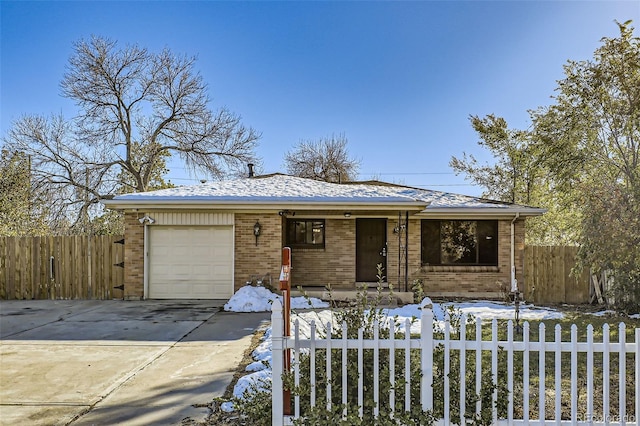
xmin=227 ymin=376 xmax=273 ymax=426
xmin=285 ymin=272 xmax=432 ymax=425
xmin=411 ymin=278 xmax=424 ymax=304
xmin=609 ymin=263 xmax=640 ymax=314
xmin=236 ymin=265 xmax=510 ymax=425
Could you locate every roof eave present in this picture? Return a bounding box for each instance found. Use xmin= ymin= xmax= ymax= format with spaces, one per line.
xmin=101 ymin=198 xmax=429 ymax=212
xmin=415 ymin=207 xmax=547 ymax=219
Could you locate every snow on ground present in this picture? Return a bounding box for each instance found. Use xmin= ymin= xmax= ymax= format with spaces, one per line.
xmin=223 ymin=285 xmax=329 ymax=312
xmin=590 ymin=309 xmax=618 ymax=317
xmin=590 ymin=309 xmax=640 ymax=320
xmin=220 ymin=287 xmax=567 ymax=411
xmin=444 ymin=300 xmax=565 ymax=321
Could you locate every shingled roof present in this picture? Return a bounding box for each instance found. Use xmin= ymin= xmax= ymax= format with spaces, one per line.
xmin=101 ymin=174 xmax=545 ymax=217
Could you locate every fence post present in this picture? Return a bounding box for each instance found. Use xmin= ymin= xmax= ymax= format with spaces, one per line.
xmin=421 ymin=297 xmax=434 ymax=412
xmin=271 ymin=298 xmax=284 ymax=426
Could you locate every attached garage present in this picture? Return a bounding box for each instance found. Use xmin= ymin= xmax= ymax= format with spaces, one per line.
xmin=101 ymin=174 xmax=545 ymax=301
xmin=137 ymin=212 xmax=236 ymax=300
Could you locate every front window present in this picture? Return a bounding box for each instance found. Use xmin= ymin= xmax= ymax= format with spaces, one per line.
xmin=286 ymin=219 xmax=325 ymax=249
xmin=421 ymin=220 xmax=498 ymax=266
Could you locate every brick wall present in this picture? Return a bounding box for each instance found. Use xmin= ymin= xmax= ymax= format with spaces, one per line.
xmin=123 ymin=212 xmax=144 ymax=300
xmin=290 ymin=218 xmax=355 ymax=288
xmin=122 ymin=209 xmax=528 ymax=300
xmin=234 ymin=213 xmax=282 ymax=292
xmin=251 ymin=216 xmax=527 ymax=297
xmin=400 ymin=219 xmax=526 ymax=298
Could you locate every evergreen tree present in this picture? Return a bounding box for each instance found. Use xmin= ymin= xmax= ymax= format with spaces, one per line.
xmin=0 ymin=150 xmax=49 ymax=235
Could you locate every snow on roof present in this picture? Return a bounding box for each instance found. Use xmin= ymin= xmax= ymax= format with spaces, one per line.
xmin=109 ymin=174 xmax=421 ymax=204
xmin=374 ymin=185 xmax=508 ymax=209
xmin=104 ymin=173 xmax=544 ymax=213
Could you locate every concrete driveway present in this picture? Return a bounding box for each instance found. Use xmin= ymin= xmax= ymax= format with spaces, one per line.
xmin=0 ymin=300 xmax=269 ymax=425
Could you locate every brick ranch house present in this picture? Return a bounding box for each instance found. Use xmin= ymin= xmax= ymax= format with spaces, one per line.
xmin=101 ymin=174 xmax=545 ymax=301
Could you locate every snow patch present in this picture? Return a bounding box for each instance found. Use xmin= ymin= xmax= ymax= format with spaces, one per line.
xmin=223 ymin=285 xmax=328 ymax=312
xmin=223 ymin=287 xmax=569 ymax=408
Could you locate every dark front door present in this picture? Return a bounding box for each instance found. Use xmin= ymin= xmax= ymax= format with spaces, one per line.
xmin=356 ymin=218 xmax=387 ymax=282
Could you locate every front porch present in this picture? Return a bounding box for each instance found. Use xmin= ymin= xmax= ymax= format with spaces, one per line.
xmin=290 ymin=285 xmax=415 ymax=306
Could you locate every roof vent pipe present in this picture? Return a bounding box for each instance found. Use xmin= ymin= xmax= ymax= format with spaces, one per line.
xmin=248 ymin=163 xmax=255 ymax=177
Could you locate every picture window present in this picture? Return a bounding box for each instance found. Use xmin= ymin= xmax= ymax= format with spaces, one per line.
xmin=285 ymin=219 xmax=325 ymax=249
xmin=421 ymin=220 xmax=498 ymax=266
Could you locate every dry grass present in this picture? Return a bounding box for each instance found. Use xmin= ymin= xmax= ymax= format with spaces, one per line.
xmin=470 ymin=308 xmax=640 ymax=421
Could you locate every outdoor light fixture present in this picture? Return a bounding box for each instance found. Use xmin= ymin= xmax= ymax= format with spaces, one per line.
xmin=344 ymin=212 xmax=352 ymax=218
xmin=253 ymin=221 xmax=262 ymax=246
xmin=139 ymin=215 xmax=155 ymax=225
xmin=393 ymin=224 xmax=406 ymax=234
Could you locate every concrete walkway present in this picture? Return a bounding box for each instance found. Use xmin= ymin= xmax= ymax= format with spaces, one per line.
xmin=0 ymin=300 xmax=269 ymax=426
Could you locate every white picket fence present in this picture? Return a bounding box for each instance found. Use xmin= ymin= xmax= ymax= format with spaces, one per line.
xmin=271 ymin=298 xmax=640 ymax=426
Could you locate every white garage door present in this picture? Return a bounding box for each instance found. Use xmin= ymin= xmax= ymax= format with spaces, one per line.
xmin=148 ymin=226 xmax=233 ymax=299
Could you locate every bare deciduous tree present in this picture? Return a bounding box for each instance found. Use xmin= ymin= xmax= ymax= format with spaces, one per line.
xmin=3 ymin=36 xmax=260 ymax=230
xmin=284 ymin=134 xmax=359 ymax=183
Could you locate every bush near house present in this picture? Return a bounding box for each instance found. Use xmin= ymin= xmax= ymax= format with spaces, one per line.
xmin=226 ymin=289 xmax=640 ymax=425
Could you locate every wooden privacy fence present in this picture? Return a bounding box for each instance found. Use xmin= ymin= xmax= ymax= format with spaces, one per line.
xmin=0 ymin=235 xmax=124 ymax=300
xmin=271 ymin=298 xmax=640 ymax=426
xmin=525 ymin=246 xmax=590 ymax=304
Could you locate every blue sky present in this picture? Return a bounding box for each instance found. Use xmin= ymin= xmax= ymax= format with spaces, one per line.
xmin=1 ymin=1 xmax=638 ymax=196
